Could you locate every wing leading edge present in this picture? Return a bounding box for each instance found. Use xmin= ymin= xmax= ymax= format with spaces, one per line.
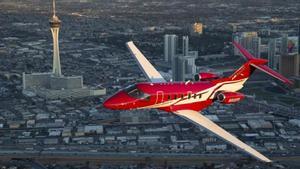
xmin=126 ymin=41 xmax=166 ymax=83
xmin=174 ymin=110 xmax=272 ymax=162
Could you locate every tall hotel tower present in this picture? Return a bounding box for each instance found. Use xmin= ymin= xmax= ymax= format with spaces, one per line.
xmin=22 ymin=0 xmax=106 ymax=99
xmin=50 ymin=0 xmax=62 ymax=76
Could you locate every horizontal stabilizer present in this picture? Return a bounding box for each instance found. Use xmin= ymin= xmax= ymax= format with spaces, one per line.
xmin=251 ymin=64 xmax=293 ymax=85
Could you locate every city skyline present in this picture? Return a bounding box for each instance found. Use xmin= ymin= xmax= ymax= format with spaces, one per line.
xmin=0 ymin=0 xmax=299 ymax=169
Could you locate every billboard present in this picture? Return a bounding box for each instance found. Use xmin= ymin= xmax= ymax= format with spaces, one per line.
xmin=287 ymin=36 xmax=298 ymax=54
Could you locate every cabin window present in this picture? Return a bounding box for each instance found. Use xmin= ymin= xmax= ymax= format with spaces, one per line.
xmin=174 ymin=95 xmax=177 ymax=99
xmin=181 ymin=94 xmax=184 ymax=99
xmin=193 ymin=94 xmax=197 ymax=99
xmin=167 ymin=95 xmax=171 ymax=100
xmin=188 ymin=93 xmax=191 ymax=99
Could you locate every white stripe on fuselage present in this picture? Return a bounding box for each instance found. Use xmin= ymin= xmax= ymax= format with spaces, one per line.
xmin=138 ymin=78 xmax=248 ymax=109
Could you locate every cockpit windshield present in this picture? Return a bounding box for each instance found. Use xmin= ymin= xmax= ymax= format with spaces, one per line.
xmin=125 ymin=85 xmax=150 ymax=100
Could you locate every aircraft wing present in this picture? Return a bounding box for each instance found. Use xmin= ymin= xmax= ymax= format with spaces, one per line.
xmin=126 ymin=41 xmax=166 ymax=83
xmin=174 ymin=110 xmax=271 ymax=162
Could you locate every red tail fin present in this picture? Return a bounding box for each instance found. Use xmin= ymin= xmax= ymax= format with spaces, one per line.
xmin=233 ymin=41 xmax=293 ymax=86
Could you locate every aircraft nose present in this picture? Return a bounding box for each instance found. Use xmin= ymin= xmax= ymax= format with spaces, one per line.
xmin=103 ymin=91 xmax=135 ymax=110
xmin=103 ymin=96 xmax=120 ymax=109
xmin=103 ymin=99 xmax=111 ymax=109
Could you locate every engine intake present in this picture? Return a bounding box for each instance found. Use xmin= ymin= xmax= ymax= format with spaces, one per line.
xmin=195 ymin=72 xmax=219 ymax=81
xmin=217 ymin=92 xmax=245 ymax=104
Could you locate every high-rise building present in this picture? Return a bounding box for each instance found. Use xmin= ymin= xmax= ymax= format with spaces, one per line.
xmin=298 ymin=24 xmax=300 ymax=76
xmin=279 ymin=35 xmax=299 ymax=55
xmin=268 ymin=35 xmax=299 ymax=71
xmin=22 ymin=0 xmax=106 ymax=99
xmin=164 ymin=34 xmax=178 ymax=63
xmin=172 ymin=55 xmax=185 ymax=81
xmin=172 ymin=36 xmax=197 ymax=81
xmin=298 ymin=23 xmax=300 ymax=54
xmin=268 ymin=38 xmax=282 ymax=70
xmin=287 ymin=36 xmax=298 ymax=54
xmin=279 ymin=35 xmax=299 ymax=78
xmin=184 ymin=51 xmax=197 ymax=79
xmin=252 ymin=36 xmax=261 ymax=58
xmin=229 ymin=23 xmax=238 ymax=33
xmin=268 ymin=38 xmax=278 ymax=69
xmin=182 ymin=36 xmax=189 ymax=56
xmin=280 ymin=34 xmax=288 ymax=55
xmin=234 ymin=32 xmax=261 ymax=58
xmin=233 ymin=35 xmax=240 ymax=56
xmin=190 ymin=22 xmax=203 ymax=36
xmin=279 ymin=53 xmax=299 ymax=77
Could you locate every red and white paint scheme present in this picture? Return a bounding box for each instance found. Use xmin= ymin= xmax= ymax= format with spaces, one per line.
xmin=104 ymin=41 xmax=293 ymax=163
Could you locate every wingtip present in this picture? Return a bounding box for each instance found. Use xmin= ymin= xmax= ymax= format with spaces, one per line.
xmin=126 ymin=41 xmax=134 ymax=45
xmin=264 ymin=158 xmax=272 ymax=163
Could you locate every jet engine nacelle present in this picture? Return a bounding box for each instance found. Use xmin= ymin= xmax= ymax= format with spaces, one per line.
xmin=195 ymin=72 xmax=219 ymax=81
xmin=217 ymin=92 xmax=245 ymax=104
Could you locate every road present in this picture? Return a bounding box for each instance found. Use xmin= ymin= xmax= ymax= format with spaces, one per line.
xmin=0 ymin=150 xmax=300 ymax=165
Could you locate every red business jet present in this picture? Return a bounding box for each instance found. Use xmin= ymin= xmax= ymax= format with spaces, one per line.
xmin=104 ymin=41 xmax=293 ymax=163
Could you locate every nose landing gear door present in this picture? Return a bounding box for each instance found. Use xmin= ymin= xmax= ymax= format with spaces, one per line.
xmin=156 ymin=91 xmax=164 ymax=104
